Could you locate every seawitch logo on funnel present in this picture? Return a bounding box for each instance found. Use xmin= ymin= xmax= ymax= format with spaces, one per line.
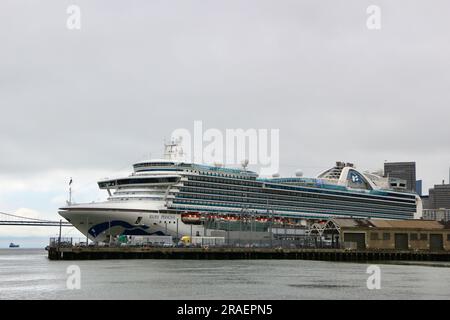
xmin=171 ymin=121 xmax=280 ymax=176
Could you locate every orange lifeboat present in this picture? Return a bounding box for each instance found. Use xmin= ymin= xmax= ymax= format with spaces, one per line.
xmin=181 ymin=212 xmax=202 ymax=225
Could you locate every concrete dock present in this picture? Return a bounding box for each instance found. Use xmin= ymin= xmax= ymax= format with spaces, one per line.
xmin=48 ymin=246 xmax=450 ymax=261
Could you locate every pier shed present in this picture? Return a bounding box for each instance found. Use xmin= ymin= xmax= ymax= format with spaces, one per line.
xmin=330 ymin=218 xmax=450 ymax=251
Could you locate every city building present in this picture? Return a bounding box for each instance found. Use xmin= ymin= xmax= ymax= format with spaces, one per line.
xmin=422 ymin=178 xmax=450 ymax=221
xmin=423 ymin=209 xmax=450 ymax=222
xmin=428 ymin=182 xmax=450 ymax=209
xmin=422 ymin=195 xmax=431 ymax=209
xmin=416 ymin=180 xmax=423 ymax=197
xmin=384 ymin=162 xmax=416 ymax=192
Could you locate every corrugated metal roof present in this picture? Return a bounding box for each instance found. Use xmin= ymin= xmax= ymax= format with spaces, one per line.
xmin=331 ymin=218 xmax=448 ymax=230
xmin=369 ymin=219 xmax=445 ymax=229
xmin=331 ymin=218 xmax=361 ymax=227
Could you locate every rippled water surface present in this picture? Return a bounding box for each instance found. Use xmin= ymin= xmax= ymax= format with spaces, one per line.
xmin=1 ymin=249 xmax=449 ymax=299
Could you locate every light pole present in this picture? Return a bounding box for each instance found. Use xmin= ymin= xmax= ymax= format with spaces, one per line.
xmin=176 ymin=218 xmax=179 ymax=241
xmin=238 ymin=210 xmax=242 ymax=247
xmin=265 ymin=198 xmax=271 ymax=248
xmin=227 ymin=218 xmax=230 ymax=246
xmin=250 ymin=210 xmax=253 ymax=245
xmin=269 ymin=210 xmax=273 ymax=248
xmin=203 ymin=213 xmax=207 ymax=236
xmin=85 ymin=217 xmax=89 ymax=247
xmin=58 ymin=219 xmax=62 ymax=248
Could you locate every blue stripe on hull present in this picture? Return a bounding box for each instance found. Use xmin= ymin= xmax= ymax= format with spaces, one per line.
xmin=88 ymin=220 xmax=150 ymax=238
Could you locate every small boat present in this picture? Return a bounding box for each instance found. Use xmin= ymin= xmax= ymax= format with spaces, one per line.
xmin=9 ymin=243 xmax=20 ymax=248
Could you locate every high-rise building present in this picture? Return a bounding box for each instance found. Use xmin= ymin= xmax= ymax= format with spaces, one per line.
xmin=428 ymin=182 xmax=450 ymax=209
xmin=422 ymin=195 xmax=430 ymax=209
xmin=384 ymin=162 xmax=416 ymax=192
xmin=415 ymin=180 xmax=423 ymax=197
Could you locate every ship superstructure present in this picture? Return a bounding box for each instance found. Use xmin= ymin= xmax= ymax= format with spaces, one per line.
xmin=59 ymin=142 xmax=422 ymax=242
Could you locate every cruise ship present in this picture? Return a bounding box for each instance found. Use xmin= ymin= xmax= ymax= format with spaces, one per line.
xmin=59 ymin=142 xmax=422 ymax=242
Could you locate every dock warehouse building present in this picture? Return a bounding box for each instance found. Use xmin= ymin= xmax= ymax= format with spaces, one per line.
xmin=321 ymin=218 xmax=450 ymax=251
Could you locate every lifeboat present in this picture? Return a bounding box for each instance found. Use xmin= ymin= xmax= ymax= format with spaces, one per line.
xmin=273 ymin=217 xmax=287 ymax=224
xmin=181 ymin=212 xmax=202 ymax=225
xmin=257 ymin=217 xmax=269 ymax=223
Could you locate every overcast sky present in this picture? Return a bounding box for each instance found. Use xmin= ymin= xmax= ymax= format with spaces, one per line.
xmin=1 ymin=0 xmax=450 ymax=245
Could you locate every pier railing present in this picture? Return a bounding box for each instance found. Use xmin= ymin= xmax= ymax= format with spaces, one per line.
xmin=48 ymin=236 xmax=342 ymax=250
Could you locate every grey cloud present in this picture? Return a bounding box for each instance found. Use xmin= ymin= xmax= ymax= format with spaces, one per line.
xmin=1 ymin=0 xmax=450 ymax=192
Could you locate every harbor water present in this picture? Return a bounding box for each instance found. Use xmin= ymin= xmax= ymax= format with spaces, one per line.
xmin=1 ymin=249 xmax=450 ymax=300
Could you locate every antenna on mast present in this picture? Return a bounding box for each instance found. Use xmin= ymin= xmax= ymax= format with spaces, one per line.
xmin=241 ymin=159 xmax=249 ymax=171
xmin=164 ymin=136 xmax=185 ymax=161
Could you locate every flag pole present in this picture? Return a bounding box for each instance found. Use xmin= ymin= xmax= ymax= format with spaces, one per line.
xmin=69 ymin=177 xmax=72 ymax=204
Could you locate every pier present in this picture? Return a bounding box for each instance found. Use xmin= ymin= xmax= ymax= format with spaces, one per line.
xmin=46 ymin=217 xmax=450 ymax=262
xmin=47 ymin=245 xmax=450 ymax=262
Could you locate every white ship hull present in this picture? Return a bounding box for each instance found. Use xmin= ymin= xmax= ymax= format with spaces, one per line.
xmin=59 ymin=200 xmax=204 ymax=242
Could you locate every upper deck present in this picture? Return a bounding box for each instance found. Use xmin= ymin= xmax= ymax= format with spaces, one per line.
xmin=132 ymin=160 xmax=259 ymax=180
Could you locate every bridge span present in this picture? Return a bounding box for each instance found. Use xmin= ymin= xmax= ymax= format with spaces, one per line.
xmin=0 ymin=211 xmax=72 ymax=227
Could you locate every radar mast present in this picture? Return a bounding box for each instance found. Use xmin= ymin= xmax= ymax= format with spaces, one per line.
xmin=164 ymin=137 xmax=185 ymax=161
